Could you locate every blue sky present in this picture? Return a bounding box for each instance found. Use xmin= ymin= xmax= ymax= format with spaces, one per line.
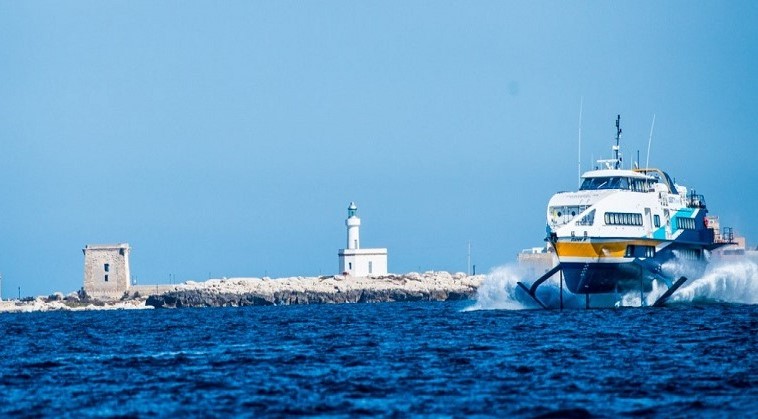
xmin=1 ymin=1 xmax=756 ymax=297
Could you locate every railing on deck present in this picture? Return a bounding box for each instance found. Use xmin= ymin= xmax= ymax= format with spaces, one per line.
xmin=687 ymin=190 xmax=707 ymax=208
xmin=714 ymin=227 xmax=735 ymax=244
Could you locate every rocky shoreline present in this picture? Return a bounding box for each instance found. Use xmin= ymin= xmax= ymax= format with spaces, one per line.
xmin=0 ymin=272 xmax=484 ymax=313
xmin=146 ymin=272 xmax=484 ymax=308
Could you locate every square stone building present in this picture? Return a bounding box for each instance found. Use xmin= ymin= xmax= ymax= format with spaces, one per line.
xmin=83 ymin=243 xmax=131 ymax=299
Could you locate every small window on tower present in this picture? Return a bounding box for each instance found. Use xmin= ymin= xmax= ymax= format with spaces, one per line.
xmin=348 ymin=262 xmax=352 ymax=270
xmin=104 ymin=263 xmax=110 ymax=272
xmin=104 ymin=275 xmax=109 ymax=282
xmin=369 ymin=261 xmax=373 ymax=274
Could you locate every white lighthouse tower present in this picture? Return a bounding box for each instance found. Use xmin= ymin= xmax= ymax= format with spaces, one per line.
xmin=338 ymin=202 xmax=388 ymax=277
xmin=346 ymin=202 xmax=360 ymax=250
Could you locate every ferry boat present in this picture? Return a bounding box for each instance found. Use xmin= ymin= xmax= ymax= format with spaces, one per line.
xmin=519 ymin=115 xmax=732 ymax=307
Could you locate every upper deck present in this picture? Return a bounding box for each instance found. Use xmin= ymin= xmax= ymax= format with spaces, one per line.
xmin=579 ymin=169 xmax=657 ymax=192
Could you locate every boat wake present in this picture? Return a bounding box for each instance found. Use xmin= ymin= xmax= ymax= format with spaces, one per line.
xmin=465 ymin=256 xmax=758 ymax=311
xmin=464 ymin=264 xmax=592 ymax=311
xmin=669 ymin=257 xmax=758 ymax=304
xmin=463 ymin=265 xmax=531 ymax=311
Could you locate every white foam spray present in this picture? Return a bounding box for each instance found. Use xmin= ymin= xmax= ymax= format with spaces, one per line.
xmin=466 ymin=256 xmax=757 ymax=311
xmin=619 ymin=255 xmax=758 ymax=306
xmin=464 ymin=265 xmax=530 ymax=311
xmin=670 ymin=256 xmax=758 ymax=304
xmin=464 ymin=264 xmax=588 ymax=311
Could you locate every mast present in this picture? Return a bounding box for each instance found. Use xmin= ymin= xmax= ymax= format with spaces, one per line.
xmin=645 ymin=114 xmax=656 ymax=169
xmin=578 ymin=97 xmax=583 ymax=187
xmin=614 ymin=114 xmax=622 ymax=169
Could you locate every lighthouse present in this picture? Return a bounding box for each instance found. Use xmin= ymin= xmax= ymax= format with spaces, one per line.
xmin=338 ymin=202 xmax=388 ymax=277
xmin=346 ymin=202 xmax=360 ymax=250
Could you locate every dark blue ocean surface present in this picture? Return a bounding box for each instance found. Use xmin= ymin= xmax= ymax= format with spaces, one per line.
xmin=1 ymin=302 xmax=755 ymax=417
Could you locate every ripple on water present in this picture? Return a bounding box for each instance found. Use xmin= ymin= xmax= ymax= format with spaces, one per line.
xmin=0 ymin=302 xmax=755 ymax=416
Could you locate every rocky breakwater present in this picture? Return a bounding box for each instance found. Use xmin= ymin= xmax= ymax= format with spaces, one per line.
xmin=146 ymin=271 xmax=484 ymax=308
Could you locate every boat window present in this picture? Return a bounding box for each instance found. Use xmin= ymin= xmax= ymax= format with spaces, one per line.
xmin=580 ymin=176 xmax=631 ymax=191
xmin=676 ymin=217 xmax=696 ymax=230
xmin=605 ymin=212 xmax=643 ymax=226
xmin=576 ymin=209 xmax=595 ymax=226
xmin=631 ymin=179 xmax=649 ymax=192
xmin=625 ymin=245 xmax=656 ymax=258
xmin=641 ymin=170 xmax=677 ymax=194
xmin=580 ymin=177 xmax=601 ymax=190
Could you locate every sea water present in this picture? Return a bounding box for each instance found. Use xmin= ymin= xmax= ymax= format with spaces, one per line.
xmin=0 ymin=262 xmax=756 ymax=417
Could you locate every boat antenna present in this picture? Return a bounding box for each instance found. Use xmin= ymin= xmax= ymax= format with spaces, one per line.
xmin=645 ymin=113 xmax=656 ymax=169
xmin=614 ymin=114 xmax=622 ymax=169
xmin=577 ymin=97 xmax=583 ymax=187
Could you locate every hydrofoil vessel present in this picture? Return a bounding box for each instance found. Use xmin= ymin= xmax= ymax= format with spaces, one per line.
xmin=518 ymin=115 xmax=733 ymax=308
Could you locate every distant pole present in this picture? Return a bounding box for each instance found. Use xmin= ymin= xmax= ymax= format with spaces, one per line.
xmin=18 ymin=286 xmax=21 ymax=300
xmin=0 ymin=273 xmax=3 ymax=301
xmin=467 ymin=241 xmax=471 ymax=276
xmin=473 ymin=265 xmax=476 ymax=276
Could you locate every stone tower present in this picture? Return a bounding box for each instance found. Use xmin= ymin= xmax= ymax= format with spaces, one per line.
xmin=338 ymin=202 xmax=388 ymax=276
xmin=83 ymin=243 xmax=131 ymax=300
